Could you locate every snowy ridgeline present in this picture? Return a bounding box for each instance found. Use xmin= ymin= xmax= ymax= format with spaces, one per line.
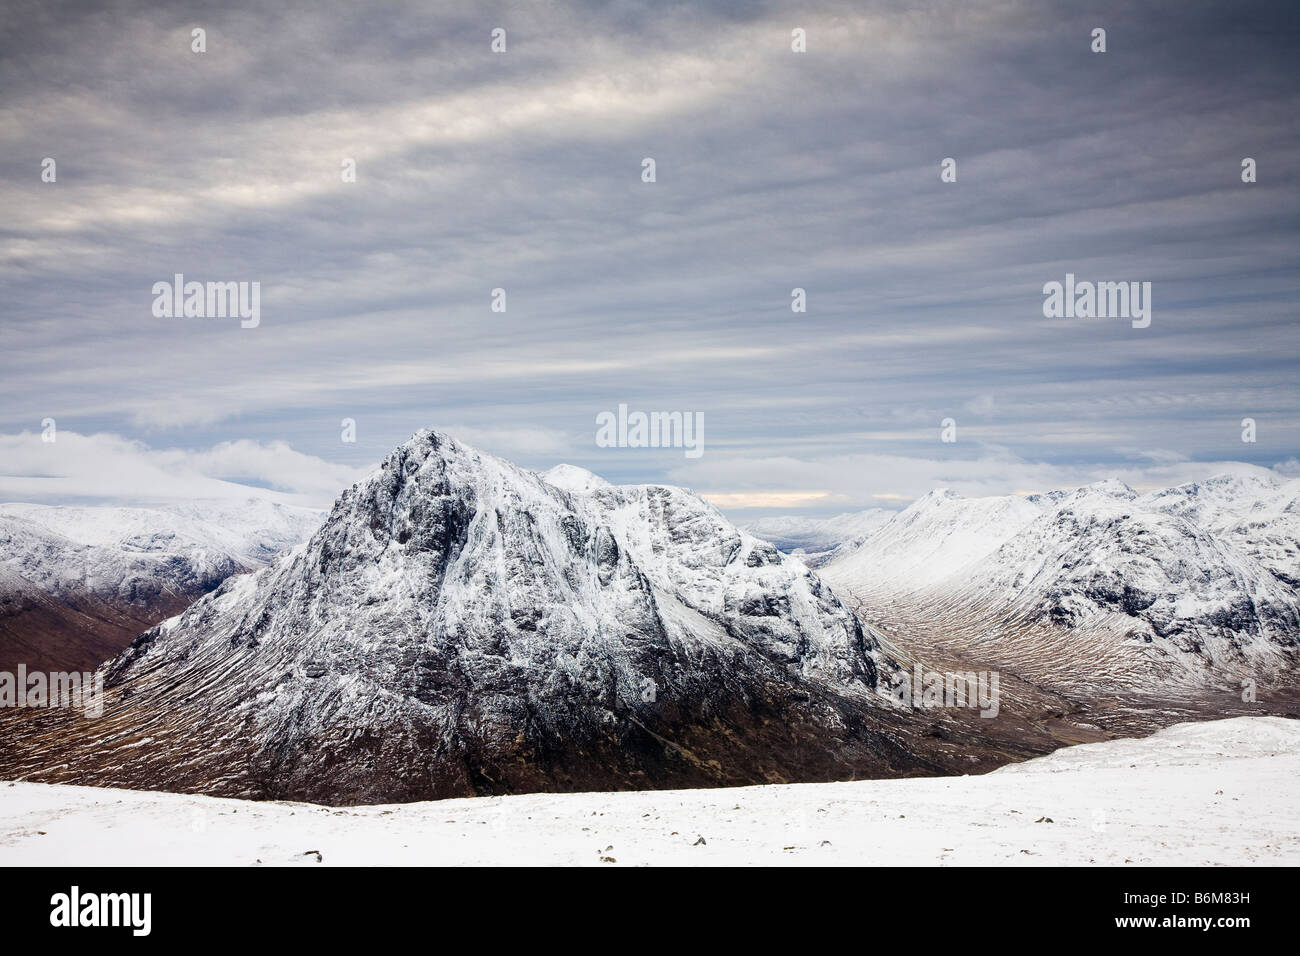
xmin=0 ymin=499 xmax=324 ymax=603
xmin=2 ymin=717 xmax=1296 ymax=866
xmin=818 ymin=473 xmax=1300 ymax=596
xmin=3 ymin=431 xmax=1297 ymax=806
xmin=0 ymin=498 xmax=326 ymax=672
xmin=813 ymin=473 xmax=1300 ymax=684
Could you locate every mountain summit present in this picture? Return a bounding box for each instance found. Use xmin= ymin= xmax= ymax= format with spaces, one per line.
xmin=1 ymin=430 xmax=964 ymax=803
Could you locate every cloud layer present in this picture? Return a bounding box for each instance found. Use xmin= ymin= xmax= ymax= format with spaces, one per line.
xmin=0 ymin=431 xmax=366 ymax=508
xmin=2 ymin=0 xmax=1296 ymax=514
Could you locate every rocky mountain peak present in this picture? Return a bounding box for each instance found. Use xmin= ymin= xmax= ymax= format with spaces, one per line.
xmin=3 ymin=429 xmax=923 ymax=804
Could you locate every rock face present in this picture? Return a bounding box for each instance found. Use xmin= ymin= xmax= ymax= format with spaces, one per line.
xmin=0 ymin=499 xmax=323 ymax=672
xmin=821 ymin=476 xmax=1300 ymax=689
xmin=1 ymin=431 xmax=970 ymax=805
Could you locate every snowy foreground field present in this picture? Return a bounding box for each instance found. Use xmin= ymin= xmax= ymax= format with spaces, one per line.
xmin=1 ymin=717 xmax=1296 ymax=866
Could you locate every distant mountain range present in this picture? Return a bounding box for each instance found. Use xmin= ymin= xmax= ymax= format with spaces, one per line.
xmin=0 ymin=499 xmax=322 ymax=672
xmin=737 ymin=509 xmax=893 ymax=555
xmin=816 ymin=474 xmax=1299 ymax=689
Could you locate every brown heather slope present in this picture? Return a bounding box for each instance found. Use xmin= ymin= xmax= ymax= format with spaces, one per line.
xmin=0 ymin=569 xmax=200 ymax=674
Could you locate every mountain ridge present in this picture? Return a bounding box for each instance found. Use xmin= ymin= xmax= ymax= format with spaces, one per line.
xmin=4 ymin=430 xmax=1010 ymax=805
xmin=0 ymin=498 xmax=323 ymax=672
xmin=819 ymin=474 xmax=1300 ymax=690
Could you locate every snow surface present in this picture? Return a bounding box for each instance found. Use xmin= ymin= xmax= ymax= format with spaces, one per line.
xmin=540 ymin=464 xmax=613 ymax=495
xmin=1 ymin=717 xmax=1294 ymax=866
xmin=822 ymin=489 xmax=1045 ymax=592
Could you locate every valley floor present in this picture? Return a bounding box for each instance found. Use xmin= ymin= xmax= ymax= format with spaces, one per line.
xmin=1 ymin=716 xmax=1295 ymax=867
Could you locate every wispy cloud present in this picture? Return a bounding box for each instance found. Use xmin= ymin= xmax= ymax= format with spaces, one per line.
xmin=1 ymin=0 xmax=1295 ymax=508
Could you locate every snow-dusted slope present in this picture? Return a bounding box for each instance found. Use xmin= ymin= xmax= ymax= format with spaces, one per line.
xmin=738 ymin=509 xmax=893 ymax=555
xmin=1 ymin=498 xmax=315 ymax=556
xmin=3 ymin=716 xmax=1294 ymax=866
xmin=0 ymin=499 xmax=321 ymax=596
xmin=540 ymin=463 xmax=612 ymax=495
xmin=821 ymin=489 xmax=1045 ymax=594
xmin=1139 ymin=473 xmax=1300 ymax=588
xmin=0 ymin=499 xmax=323 ymax=671
xmin=821 ymin=476 xmax=1300 ymax=689
xmin=970 ymin=497 xmax=1299 ymax=681
xmin=0 ymin=431 xmax=954 ymax=804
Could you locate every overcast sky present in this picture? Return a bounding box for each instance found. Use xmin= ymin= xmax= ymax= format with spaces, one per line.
xmin=1 ymin=0 xmax=1296 ymax=514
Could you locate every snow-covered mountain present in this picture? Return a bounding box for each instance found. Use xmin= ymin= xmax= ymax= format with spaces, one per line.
xmin=820 ymin=475 xmax=1300 ymax=689
xmin=818 ymin=490 xmax=1044 ymax=590
xmin=738 ymin=509 xmax=893 ymax=556
xmin=1 ymin=430 xmax=995 ymax=805
xmin=0 ymin=499 xmax=323 ymax=671
xmin=1138 ymin=473 xmax=1300 ymax=588
xmin=7 ymin=437 xmax=1294 ymax=803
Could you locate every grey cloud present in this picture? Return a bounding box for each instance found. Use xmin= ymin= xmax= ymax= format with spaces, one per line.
xmin=0 ymin=0 xmax=1295 ymax=508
